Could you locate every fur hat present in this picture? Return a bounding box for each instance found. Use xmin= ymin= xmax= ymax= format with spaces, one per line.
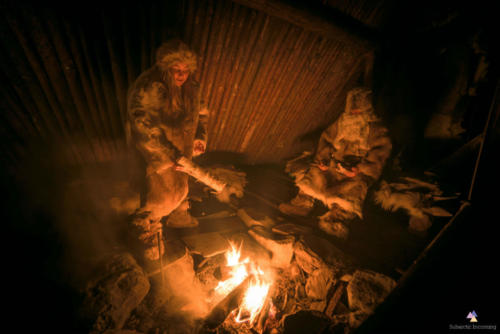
xmin=345 ymin=87 xmax=373 ymax=113
xmin=156 ymin=39 xmax=198 ymax=73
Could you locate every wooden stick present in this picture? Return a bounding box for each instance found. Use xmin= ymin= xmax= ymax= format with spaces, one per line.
xmin=325 ymin=280 xmax=347 ymax=318
xmin=468 ymin=80 xmax=499 ymax=201
xmin=157 ymin=231 xmax=164 ymax=286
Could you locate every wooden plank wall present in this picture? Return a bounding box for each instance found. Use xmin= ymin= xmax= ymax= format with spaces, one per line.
xmin=0 ymin=0 xmax=381 ymax=170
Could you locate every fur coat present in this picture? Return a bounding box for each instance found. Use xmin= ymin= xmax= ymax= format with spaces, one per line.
xmin=127 ymin=41 xmax=208 ymax=220
xmin=287 ymin=88 xmax=392 ymax=218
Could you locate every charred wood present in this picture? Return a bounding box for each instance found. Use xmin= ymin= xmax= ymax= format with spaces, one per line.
xmin=202 ymin=276 xmax=251 ymax=331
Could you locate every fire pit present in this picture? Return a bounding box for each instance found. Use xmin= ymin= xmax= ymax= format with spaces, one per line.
xmin=201 ymin=240 xmax=274 ymax=333
xmin=82 ymin=209 xmax=397 ymax=334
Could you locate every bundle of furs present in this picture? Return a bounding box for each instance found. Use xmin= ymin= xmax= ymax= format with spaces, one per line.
xmin=284 ymin=150 xmax=314 ymax=176
xmin=176 ymin=157 xmax=246 ymax=203
xmin=374 ymin=177 xmax=454 ymax=232
xmin=205 ymin=166 xmax=247 ymax=203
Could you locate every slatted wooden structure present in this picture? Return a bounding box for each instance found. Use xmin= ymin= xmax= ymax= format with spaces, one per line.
xmin=0 ymin=0 xmax=392 ymax=169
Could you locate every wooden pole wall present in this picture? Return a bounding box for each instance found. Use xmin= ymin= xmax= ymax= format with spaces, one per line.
xmin=1 ymin=0 xmax=378 ymax=170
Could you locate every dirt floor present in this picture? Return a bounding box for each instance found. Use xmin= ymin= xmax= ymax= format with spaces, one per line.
xmin=2 ymin=143 xmax=489 ymax=333
xmin=183 ymin=159 xmax=462 ymax=280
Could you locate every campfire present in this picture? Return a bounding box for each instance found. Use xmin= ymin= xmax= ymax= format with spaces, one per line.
xmin=205 ymin=241 xmax=274 ymax=332
xmin=82 ymin=209 xmax=399 ymax=334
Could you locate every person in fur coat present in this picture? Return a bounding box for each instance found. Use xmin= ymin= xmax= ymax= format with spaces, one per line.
xmin=279 ymin=87 xmax=392 ymax=239
xmin=127 ymin=39 xmax=208 ymax=261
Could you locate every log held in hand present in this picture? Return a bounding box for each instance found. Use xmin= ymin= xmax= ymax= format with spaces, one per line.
xmin=176 ymin=156 xmax=246 ymax=205
xmin=176 ymin=157 xmax=226 ymax=192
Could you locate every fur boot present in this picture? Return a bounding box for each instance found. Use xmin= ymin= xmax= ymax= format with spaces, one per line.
xmin=130 ymin=210 xmax=164 ymax=262
xmin=165 ymin=199 xmax=199 ymax=228
xmin=279 ymin=192 xmax=315 ymax=216
xmin=318 ymin=205 xmax=357 ymax=239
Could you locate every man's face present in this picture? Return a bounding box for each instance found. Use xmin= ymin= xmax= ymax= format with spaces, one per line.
xmin=170 ymin=62 xmax=190 ymax=87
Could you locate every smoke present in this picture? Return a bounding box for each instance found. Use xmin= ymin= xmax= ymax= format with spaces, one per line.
xmin=160 ymin=248 xmax=212 ymax=319
xmin=2 ymin=137 xmax=147 ymax=331
xmin=54 ymin=157 xmax=142 ymax=289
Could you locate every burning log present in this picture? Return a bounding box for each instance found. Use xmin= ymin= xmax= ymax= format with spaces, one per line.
xmin=202 ymin=276 xmax=251 ymax=331
xmin=253 ymin=284 xmax=276 ymax=334
xmin=200 ymin=239 xmax=275 ymax=333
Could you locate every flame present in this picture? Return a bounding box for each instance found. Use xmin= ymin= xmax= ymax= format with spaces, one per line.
xmin=268 ymin=300 xmax=277 ymax=318
xmin=235 ymin=276 xmax=271 ymax=324
xmin=226 ymin=241 xmax=249 ymax=266
xmin=212 ymin=241 xmax=272 ymax=326
xmin=214 ymin=241 xmax=249 ymax=297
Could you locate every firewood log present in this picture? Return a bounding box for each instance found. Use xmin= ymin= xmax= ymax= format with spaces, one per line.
xmin=202 ymin=276 xmax=251 ymax=330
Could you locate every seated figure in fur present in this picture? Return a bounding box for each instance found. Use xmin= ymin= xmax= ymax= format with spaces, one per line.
xmin=279 ymin=87 xmax=392 ymax=239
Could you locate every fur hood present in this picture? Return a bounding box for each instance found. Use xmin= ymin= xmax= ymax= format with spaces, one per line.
xmin=345 ymin=87 xmax=374 ymax=114
xmin=155 ymin=39 xmax=198 ymax=73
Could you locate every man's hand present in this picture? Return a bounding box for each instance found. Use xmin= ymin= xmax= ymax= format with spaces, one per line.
xmin=337 ymin=164 xmax=359 ymax=178
xmin=174 ymin=162 xmax=185 ymax=172
xmin=193 ymin=139 xmax=206 ymax=156
xmin=318 ymin=162 xmax=329 ymax=171
xmin=313 ymin=159 xmax=330 ymax=171
xmin=174 ymin=155 xmax=188 ymax=172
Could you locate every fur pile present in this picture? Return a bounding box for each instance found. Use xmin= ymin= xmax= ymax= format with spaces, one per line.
xmin=205 ymin=167 xmax=247 ymax=203
xmin=176 ymin=157 xmax=247 ymax=203
xmin=374 ymin=177 xmax=454 ymax=232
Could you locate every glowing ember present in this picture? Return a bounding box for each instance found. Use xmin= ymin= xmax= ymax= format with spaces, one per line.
xmin=212 ymin=241 xmax=273 ymax=326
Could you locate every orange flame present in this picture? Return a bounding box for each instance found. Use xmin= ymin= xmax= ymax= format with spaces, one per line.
xmin=214 ymin=241 xmax=249 ymax=297
xmin=235 ymin=276 xmax=271 ymax=324
xmin=213 ymin=241 xmax=272 ymax=326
